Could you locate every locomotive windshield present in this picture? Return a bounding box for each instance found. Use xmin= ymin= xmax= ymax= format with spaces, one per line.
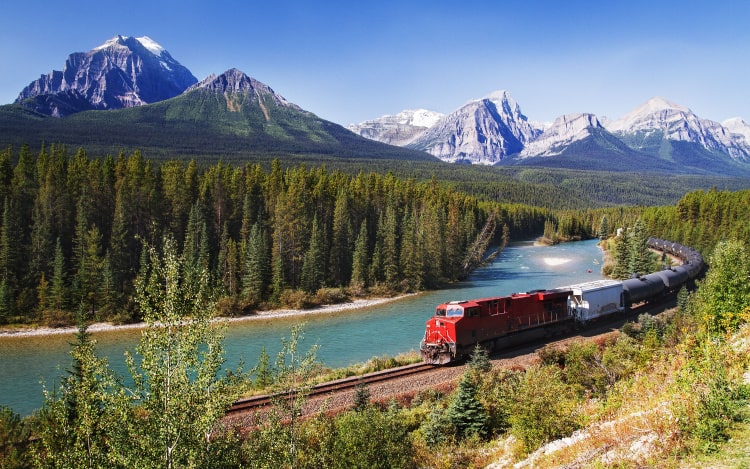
xmin=446 ymin=305 xmax=463 ymax=317
xmin=435 ymin=307 xmax=446 ymax=316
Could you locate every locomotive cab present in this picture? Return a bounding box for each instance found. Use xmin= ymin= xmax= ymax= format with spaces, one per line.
xmin=420 ymin=301 xmax=474 ymax=364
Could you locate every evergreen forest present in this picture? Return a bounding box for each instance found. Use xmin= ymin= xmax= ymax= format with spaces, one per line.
xmin=0 ymin=144 xmax=571 ymax=326
xmin=0 ymin=186 xmax=748 ymax=467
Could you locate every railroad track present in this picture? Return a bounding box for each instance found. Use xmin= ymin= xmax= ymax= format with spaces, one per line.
xmin=227 ymin=362 xmax=435 ymax=415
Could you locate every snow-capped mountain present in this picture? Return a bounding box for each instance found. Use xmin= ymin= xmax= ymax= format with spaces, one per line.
xmin=722 ymin=117 xmax=750 ymax=146
xmin=520 ymin=113 xmax=603 ymax=157
xmin=16 ymin=35 xmax=197 ymax=116
xmin=605 ymin=97 xmax=750 ymax=163
xmin=405 ymin=91 xmax=541 ymax=164
xmin=347 ymin=109 xmax=444 ymax=146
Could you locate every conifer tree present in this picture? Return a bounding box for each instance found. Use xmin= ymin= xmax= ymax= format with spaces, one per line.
xmin=399 ymin=207 xmax=422 ymax=291
xmin=243 ymin=222 xmax=270 ymax=303
xmin=329 ymin=189 xmax=353 ymax=287
xmin=610 ymin=232 xmax=631 ymax=280
xmin=0 ymin=199 xmax=16 ymax=318
xmin=627 ymin=218 xmax=652 ymax=276
xmin=350 ymin=220 xmax=369 ymax=290
xmin=48 ymin=238 xmax=67 ymax=312
xmin=445 ymin=372 xmax=488 ymax=441
xmin=34 ymin=320 xmax=119 ymax=468
xmin=301 ymin=216 xmax=325 ymax=293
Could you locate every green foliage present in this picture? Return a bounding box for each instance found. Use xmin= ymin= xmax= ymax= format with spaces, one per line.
xmin=507 ymin=365 xmax=581 ymax=452
xmin=445 ymin=373 xmax=488 ymax=441
xmin=110 ymin=237 xmax=243 ymax=469
xmin=693 ymin=240 xmax=750 ymax=335
xmin=327 ymin=407 xmax=415 ymax=469
xmin=352 ymin=381 xmax=370 ymax=412
xmin=0 ymin=148 xmax=526 ymax=326
xmin=673 ymin=339 xmax=749 ymax=454
xmin=32 ymin=321 xmax=121 ymax=468
xmin=0 ymin=405 xmax=32 ymax=469
xmin=609 ymin=217 xmax=657 ymax=279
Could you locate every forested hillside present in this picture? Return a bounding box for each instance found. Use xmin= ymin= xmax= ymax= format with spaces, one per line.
xmin=0 ymin=144 xmax=560 ymax=326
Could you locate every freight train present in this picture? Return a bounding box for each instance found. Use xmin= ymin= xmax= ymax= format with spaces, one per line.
xmin=420 ymin=238 xmax=704 ymax=365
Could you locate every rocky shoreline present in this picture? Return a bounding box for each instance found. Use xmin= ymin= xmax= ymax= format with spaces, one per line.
xmin=0 ymin=295 xmax=414 ymax=338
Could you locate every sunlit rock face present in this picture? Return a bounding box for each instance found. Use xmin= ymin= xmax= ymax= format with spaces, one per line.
xmin=16 ymin=35 xmax=197 ymax=117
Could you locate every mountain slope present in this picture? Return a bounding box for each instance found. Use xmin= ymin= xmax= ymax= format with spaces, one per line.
xmin=16 ymin=35 xmax=198 ymax=116
xmin=0 ymin=69 xmax=436 ymax=161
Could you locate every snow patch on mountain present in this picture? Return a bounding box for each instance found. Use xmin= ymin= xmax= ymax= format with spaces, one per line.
xmin=723 ymin=117 xmax=750 ymax=145
xmin=16 ymin=35 xmax=197 ymax=116
xmin=347 ymin=109 xmax=444 ymax=146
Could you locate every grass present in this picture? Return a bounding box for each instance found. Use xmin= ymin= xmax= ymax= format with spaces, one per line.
xmin=678 ymin=402 xmax=750 ymax=468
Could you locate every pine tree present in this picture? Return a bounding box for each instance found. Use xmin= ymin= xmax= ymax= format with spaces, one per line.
xmin=627 ymin=218 xmax=652 ymax=276
xmin=329 ymin=189 xmax=353 ymax=287
xmin=0 ymin=199 xmax=17 ymax=318
xmin=350 ymin=220 xmax=369 ymax=290
xmin=597 ymin=215 xmax=610 ymax=239
xmin=399 ymin=207 xmax=422 ymax=291
xmin=445 ymin=372 xmax=488 ymax=441
xmin=382 ymin=203 xmax=400 ymax=288
xmin=610 ymin=233 xmax=631 ymax=280
xmin=243 ymin=222 xmax=270 ymax=303
xmin=301 ymin=216 xmax=325 ymax=293
xmin=35 ymin=320 xmax=119 ymax=468
xmin=48 ymin=238 xmax=67 ymax=311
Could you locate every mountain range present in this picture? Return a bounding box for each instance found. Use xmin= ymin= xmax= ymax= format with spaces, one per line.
xmin=350 ymin=92 xmax=750 ymax=175
xmin=2 ymin=36 xmax=432 ymax=162
xmin=5 ymin=35 xmax=750 ymax=176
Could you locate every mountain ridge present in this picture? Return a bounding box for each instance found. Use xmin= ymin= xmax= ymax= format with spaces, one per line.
xmin=7 ymin=35 xmax=750 ymax=175
xmin=351 ymin=94 xmax=750 ymax=175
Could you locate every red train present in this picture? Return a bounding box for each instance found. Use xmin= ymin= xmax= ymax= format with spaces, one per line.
xmin=420 ymin=289 xmax=573 ymax=364
xmin=420 ymin=238 xmax=703 ymax=365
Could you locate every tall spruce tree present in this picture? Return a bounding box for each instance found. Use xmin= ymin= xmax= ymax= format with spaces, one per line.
xmin=301 ymin=216 xmax=325 ymax=293
xmin=243 ymin=222 xmax=270 ymax=304
xmin=350 ymin=220 xmax=369 ymax=290
xmin=627 ymin=218 xmax=652 ymax=276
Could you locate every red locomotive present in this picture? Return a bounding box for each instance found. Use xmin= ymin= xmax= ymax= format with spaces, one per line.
xmin=420 ymin=289 xmax=573 ymax=365
xmin=420 ymin=237 xmax=704 ymax=365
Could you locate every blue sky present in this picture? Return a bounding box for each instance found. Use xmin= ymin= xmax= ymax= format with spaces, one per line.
xmin=1 ymin=0 xmax=748 ymax=126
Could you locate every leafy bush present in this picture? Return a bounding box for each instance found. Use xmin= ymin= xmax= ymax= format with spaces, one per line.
xmin=508 ymin=365 xmax=581 ymax=452
xmin=278 ymin=289 xmax=315 ymax=309
xmin=314 ymin=287 xmax=350 ymax=305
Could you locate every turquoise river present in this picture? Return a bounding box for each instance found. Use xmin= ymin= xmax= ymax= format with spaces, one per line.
xmin=0 ymin=239 xmax=604 ymax=416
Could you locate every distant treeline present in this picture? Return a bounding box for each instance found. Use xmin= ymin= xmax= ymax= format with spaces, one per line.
xmin=641 ymin=188 xmax=750 ymax=255
xmin=0 ymin=144 xmax=571 ymax=325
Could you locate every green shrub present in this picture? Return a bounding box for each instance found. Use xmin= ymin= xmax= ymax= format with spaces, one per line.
xmin=508 ymin=365 xmax=581 ymax=452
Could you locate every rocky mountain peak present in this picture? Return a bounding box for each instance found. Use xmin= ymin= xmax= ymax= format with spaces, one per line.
xmin=605 ymin=97 xmax=750 ymax=162
xmin=188 ymin=68 xmax=300 ymax=111
xmin=15 ymin=35 xmax=197 ymax=116
xmin=404 ymin=90 xmax=540 ymax=164
xmin=520 ymin=113 xmax=603 ymax=157
xmin=722 ymin=117 xmax=750 ymax=145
